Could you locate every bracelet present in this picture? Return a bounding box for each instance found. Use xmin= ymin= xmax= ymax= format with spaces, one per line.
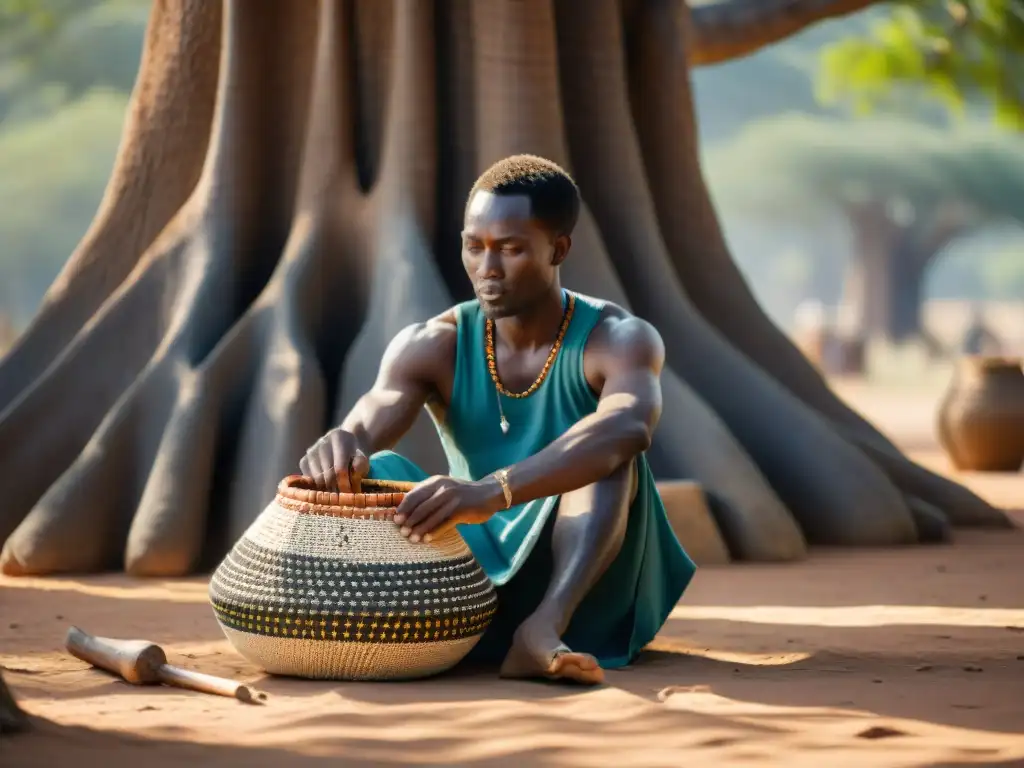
xmin=493 ymin=468 xmax=513 ymax=509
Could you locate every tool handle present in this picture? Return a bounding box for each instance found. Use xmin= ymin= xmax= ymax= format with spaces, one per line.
xmin=157 ymin=664 xmax=259 ymax=704
xmin=65 ymin=626 xmax=165 ymax=684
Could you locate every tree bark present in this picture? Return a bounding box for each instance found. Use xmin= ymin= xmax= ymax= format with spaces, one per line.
xmin=0 ymin=0 xmax=1008 ymax=578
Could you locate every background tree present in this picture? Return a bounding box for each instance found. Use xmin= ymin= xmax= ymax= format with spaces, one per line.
xmin=708 ymin=114 xmax=1024 ymax=346
xmin=819 ymin=0 xmax=1024 ymax=129
xmin=0 ymin=1 xmax=151 ymax=330
xmin=0 ymin=91 xmax=129 ymax=323
xmin=0 ymin=0 xmax=1010 ymax=580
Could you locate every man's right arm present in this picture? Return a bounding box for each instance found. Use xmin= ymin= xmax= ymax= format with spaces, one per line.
xmin=299 ymin=319 xmax=454 ymax=490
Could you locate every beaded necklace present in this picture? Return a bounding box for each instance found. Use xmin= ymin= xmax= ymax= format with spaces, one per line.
xmin=485 ymin=292 xmax=576 ymax=434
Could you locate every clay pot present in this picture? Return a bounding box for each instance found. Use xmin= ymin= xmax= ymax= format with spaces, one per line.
xmin=937 ymin=356 xmax=1024 ymax=472
xmin=209 ymin=476 xmax=497 ymax=680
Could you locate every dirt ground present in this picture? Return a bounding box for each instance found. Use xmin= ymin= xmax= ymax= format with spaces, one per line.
xmin=2 ymin=380 xmax=1023 ymax=767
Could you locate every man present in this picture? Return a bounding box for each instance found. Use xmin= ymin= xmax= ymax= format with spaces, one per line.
xmin=300 ymin=155 xmax=696 ymax=685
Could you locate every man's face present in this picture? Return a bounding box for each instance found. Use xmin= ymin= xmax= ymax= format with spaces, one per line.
xmin=461 ymin=191 xmax=569 ymax=319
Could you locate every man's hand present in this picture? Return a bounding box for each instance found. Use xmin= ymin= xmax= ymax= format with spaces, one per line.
xmin=299 ymin=428 xmax=370 ymax=491
xmin=394 ymin=475 xmax=504 ymax=543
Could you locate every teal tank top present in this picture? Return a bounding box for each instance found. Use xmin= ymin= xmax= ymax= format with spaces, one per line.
xmin=437 ymin=291 xmax=601 ymax=481
xmin=369 ymin=289 xmax=696 ymax=667
xmin=430 ymin=290 xmax=608 ymax=583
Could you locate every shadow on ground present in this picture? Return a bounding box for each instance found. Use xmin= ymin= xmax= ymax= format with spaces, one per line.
xmin=2 ymin=526 xmax=1023 ymax=768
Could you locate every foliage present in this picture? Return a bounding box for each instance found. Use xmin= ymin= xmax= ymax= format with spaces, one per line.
xmin=0 ymin=0 xmax=147 ymax=125
xmin=0 ymin=0 xmax=96 ymax=59
xmin=976 ymin=242 xmax=1024 ymax=297
xmin=693 ymin=10 xmax=880 ymax=142
xmin=818 ymin=1 xmax=1024 ymax=130
xmin=930 ymin=230 xmax=1024 ymax=298
xmin=0 ymin=0 xmax=65 ymax=34
xmin=0 ymin=88 xmax=128 ymax=324
xmin=705 ymin=112 xmax=1024 ymax=226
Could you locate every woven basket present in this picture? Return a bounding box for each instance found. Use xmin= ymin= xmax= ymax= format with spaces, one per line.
xmin=209 ymin=475 xmax=498 ymax=681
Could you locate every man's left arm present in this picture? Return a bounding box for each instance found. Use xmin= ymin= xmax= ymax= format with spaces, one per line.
xmin=394 ymin=316 xmax=664 ymax=542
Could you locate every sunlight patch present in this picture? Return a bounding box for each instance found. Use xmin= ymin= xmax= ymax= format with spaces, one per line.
xmin=669 ymin=604 xmax=1024 ymax=629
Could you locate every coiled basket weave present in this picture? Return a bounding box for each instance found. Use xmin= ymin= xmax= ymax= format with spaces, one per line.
xmin=209 ymin=475 xmax=498 ymax=681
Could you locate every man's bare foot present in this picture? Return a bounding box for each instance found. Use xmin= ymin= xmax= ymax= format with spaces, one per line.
xmin=499 ymin=618 xmax=605 ymax=685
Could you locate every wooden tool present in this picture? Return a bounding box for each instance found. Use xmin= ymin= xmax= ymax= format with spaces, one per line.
xmin=65 ymin=626 xmax=263 ymax=704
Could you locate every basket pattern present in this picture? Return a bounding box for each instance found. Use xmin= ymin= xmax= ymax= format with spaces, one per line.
xmin=209 ymin=475 xmax=498 ymax=681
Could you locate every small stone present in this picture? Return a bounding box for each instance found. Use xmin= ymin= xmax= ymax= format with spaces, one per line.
xmin=55 ymin=615 xmax=64 ymax=621
xmin=963 ymin=665 xmax=983 ymax=673
xmin=8 ymin=623 xmax=18 ymax=630
xmin=915 ymin=664 xmax=933 ymax=672
xmin=872 ymin=678 xmax=883 ymax=684
xmin=656 ymin=481 xmax=730 ymax=566
xmin=857 ymin=725 xmax=907 ymax=740
xmin=979 ymin=594 xmax=988 ymax=602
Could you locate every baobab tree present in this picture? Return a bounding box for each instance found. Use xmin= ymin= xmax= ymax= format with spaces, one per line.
xmin=0 ymin=0 xmax=1010 ymax=582
xmin=710 ymin=114 xmax=1024 ymax=347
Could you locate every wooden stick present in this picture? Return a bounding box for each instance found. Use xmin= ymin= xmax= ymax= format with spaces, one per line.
xmin=65 ymin=626 xmax=263 ymax=704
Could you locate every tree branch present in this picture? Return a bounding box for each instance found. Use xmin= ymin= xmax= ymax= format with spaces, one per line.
xmin=687 ymin=0 xmax=886 ymax=67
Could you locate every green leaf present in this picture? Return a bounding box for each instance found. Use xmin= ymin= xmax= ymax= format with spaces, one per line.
xmin=816 ymin=0 xmax=1024 ymax=129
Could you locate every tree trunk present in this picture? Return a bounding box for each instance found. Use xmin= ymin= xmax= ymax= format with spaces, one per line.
xmin=887 ymin=250 xmax=928 ymax=344
xmin=844 ymin=202 xmax=972 ymax=347
xmin=623 ymin=2 xmax=1005 ymax=531
xmin=0 ymin=0 xmax=1008 ymax=578
xmin=842 ymin=201 xmax=909 ymax=343
xmin=877 ymin=236 xmax=946 ymax=354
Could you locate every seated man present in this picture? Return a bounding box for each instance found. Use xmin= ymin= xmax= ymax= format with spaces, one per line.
xmin=300 ymin=154 xmax=696 ymax=685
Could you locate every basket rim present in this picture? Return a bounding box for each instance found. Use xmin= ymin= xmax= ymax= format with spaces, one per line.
xmin=276 ymin=474 xmax=416 ymax=517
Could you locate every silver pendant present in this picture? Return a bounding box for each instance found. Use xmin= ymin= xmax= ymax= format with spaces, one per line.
xmin=496 ymin=389 xmax=510 ymax=434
